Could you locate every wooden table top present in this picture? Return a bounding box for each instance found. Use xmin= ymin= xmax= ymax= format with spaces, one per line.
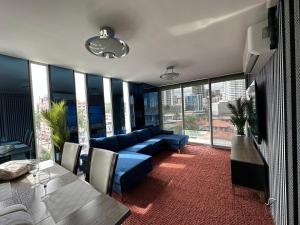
xmin=0 ymin=160 xmax=130 ymax=225
xmin=231 ymin=136 xmax=264 ymax=165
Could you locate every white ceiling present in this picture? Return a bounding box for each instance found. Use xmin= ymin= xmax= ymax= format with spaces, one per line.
xmin=0 ymin=0 xmax=266 ymax=86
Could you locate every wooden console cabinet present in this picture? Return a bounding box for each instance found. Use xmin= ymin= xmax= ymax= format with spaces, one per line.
xmin=231 ymin=136 xmax=267 ymax=200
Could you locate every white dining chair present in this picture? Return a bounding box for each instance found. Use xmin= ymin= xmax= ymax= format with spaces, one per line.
xmin=61 ymin=142 xmax=82 ymax=174
xmin=88 ymin=148 xmax=118 ymax=195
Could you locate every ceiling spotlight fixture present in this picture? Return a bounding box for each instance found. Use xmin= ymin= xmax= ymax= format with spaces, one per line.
xmin=85 ymin=26 xmax=129 ymax=59
xmin=160 ymin=66 xmax=180 ymax=80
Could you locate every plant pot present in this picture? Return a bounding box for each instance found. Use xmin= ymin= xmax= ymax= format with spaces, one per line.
xmin=54 ymin=147 xmax=62 ymax=164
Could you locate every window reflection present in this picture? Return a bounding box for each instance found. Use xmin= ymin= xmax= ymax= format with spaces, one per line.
xmin=49 ymin=66 xmax=78 ymax=143
xmin=0 ymin=54 xmax=34 ymax=162
xmin=111 ymin=79 xmax=125 ymax=134
xmin=86 ymin=74 xmax=106 ymax=138
xmin=144 ymin=91 xmax=159 ymax=126
xmin=129 ymin=83 xmax=145 ymax=130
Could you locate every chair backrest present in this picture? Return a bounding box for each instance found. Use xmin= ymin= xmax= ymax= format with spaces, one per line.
xmin=88 ymin=148 xmax=118 ymax=195
xmin=61 ymin=142 xmax=82 ymax=174
xmin=26 ymin=131 xmax=34 ymax=146
xmin=23 ymin=130 xmax=30 ymax=143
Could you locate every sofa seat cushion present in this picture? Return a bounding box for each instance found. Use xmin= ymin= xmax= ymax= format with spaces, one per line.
xmin=154 ymin=134 xmax=189 ymax=150
xmin=133 ymin=128 xmax=151 ymax=142
xmin=117 ymin=133 xmax=138 ymax=150
xmin=121 ymin=142 xmax=152 ymax=154
xmin=90 ymin=136 xmax=119 ymax=152
xmin=141 ymin=138 xmax=164 ymax=155
xmin=142 ymin=138 xmax=163 ymax=147
xmin=114 ymin=151 xmax=153 ymax=193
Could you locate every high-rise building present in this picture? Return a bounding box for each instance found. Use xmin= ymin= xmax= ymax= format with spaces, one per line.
xmin=223 ymin=80 xmax=246 ymax=101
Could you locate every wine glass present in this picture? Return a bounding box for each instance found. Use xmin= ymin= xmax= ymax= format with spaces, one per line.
xmin=30 ymin=159 xmax=40 ymax=187
xmin=38 ymin=170 xmax=51 ymax=200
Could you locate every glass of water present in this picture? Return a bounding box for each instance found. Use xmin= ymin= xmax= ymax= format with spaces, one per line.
xmin=38 ymin=170 xmax=51 ymax=200
xmin=30 ymin=159 xmax=40 ymax=177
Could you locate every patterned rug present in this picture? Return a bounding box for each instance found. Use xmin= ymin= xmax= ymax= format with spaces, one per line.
xmin=114 ymin=144 xmax=274 ymax=225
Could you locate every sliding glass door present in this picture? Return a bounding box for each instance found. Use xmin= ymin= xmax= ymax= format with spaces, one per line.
xmin=183 ymin=81 xmax=210 ymax=144
xmin=211 ymin=77 xmax=245 ymax=147
xmin=161 ymin=86 xmax=183 ymax=134
xmin=160 ymin=74 xmax=246 ymax=148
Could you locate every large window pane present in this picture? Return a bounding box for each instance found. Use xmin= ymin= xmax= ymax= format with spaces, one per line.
xmin=183 ymin=83 xmax=210 ymax=144
xmin=0 ymin=54 xmax=34 ymax=162
xmin=30 ymin=63 xmax=52 ymax=160
xmin=129 ymin=83 xmax=145 ymax=130
xmin=161 ymin=88 xmax=183 ymax=134
xmin=111 ymin=79 xmax=125 ymax=134
xmin=49 ymin=66 xmax=78 ymax=143
xmin=103 ymin=78 xmax=113 ymax=136
xmin=123 ymin=82 xmax=131 ymax=133
xmin=211 ymin=79 xmax=245 ymax=147
xmin=86 ymin=74 xmax=106 ymax=138
xmin=74 ymin=72 xmax=89 ymax=151
xmin=144 ymin=91 xmax=159 ymax=126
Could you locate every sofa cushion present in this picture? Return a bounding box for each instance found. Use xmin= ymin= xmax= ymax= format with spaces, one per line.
xmin=121 ymin=142 xmax=152 ymax=154
xmin=117 ymin=133 xmax=138 ymax=150
xmin=114 ymin=151 xmax=153 ymax=193
xmin=149 ymin=126 xmax=161 ymax=137
xmin=89 ymin=136 xmax=119 ymax=152
xmin=154 ymin=134 xmax=189 ymax=150
xmin=141 ymin=138 xmax=164 ymax=155
xmin=133 ymin=128 xmax=151 ymax=142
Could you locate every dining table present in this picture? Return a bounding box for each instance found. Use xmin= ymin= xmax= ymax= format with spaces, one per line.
xmin=0 ymin=160 xmax=131 ymax=225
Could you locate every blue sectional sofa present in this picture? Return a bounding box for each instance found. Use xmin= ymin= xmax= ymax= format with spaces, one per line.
xmin=80 ymin=126 xmax=189 ymax=193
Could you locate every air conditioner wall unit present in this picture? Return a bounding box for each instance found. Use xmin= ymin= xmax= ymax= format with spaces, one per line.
xmin=243 ymin=20 xmax=276 ymax=74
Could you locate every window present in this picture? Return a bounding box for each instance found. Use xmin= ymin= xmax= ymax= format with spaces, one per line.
xmin=49 ymin=66 xmax=78 ymax=143
xmin=211 ymin=78 xmax=246 ymax=147
xmin=123 ymin=82 xmax=131 ymax=133
xmin=30 ymin=63 xmax=52 ymax=160
xmin=161 ymin=87 xmax=183 ymax=134
xmin=111 ymin=79 xmax=125 ymax=134
xmin=86 ymin=74 xmax=106 ymax=138
xmin=103 ymin=78 xmax=113 ymax=136
xmin=0 ymin=54 xmax=34 ymax=162
xmin=183 ymin=81 xmax=210 ymax=144
xmin=159 ymin=74 xmax=246 ymax=147
xmin=74 ymin=72 xmax=89 ymax=152
xmin=129 ymin=83 xmax=145 ymax=130
xmin=144 ymin=91 xmax=159 ymax=126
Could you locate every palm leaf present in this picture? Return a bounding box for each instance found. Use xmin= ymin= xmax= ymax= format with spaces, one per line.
xmin=227 ymin=97 xmax=249 ymax=135
xmin=41 ymin=101 xmax=70 ymax=151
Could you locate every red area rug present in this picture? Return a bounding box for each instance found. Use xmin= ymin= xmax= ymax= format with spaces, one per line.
xmin=114 ymin=144 xmax=274 ymax=225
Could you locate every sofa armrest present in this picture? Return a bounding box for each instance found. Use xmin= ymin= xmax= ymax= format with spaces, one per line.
xmin=160 ymin=130 xmax=174 ymax=135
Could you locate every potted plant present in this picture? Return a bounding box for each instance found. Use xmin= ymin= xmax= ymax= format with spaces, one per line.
xmin=227 ymin=98 xmax=248 ymax=135
xmin=41 ymin=101 xmax=70 ymax=163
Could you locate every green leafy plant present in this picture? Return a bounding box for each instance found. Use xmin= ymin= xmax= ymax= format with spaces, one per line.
xmin=41 ymin=101 xmax=70 ymax=152
xmin=227 ymin=98 xmax=248 ymax=135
